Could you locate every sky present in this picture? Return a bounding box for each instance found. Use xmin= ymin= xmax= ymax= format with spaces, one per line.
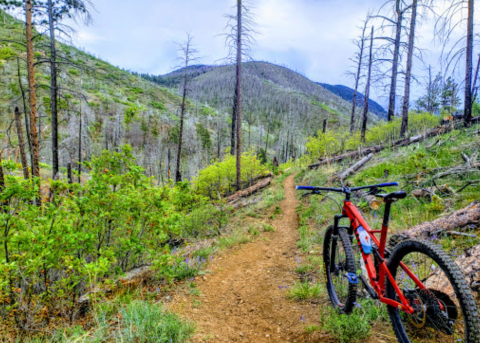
xmin=64 ymin=0 xmax=471 ymax=108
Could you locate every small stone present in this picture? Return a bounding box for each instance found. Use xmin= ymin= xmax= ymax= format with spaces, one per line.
xmin=265 ymin=334 xmax=270 ymax=338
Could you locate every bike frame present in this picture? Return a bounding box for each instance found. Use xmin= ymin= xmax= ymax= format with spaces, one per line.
xmin=337 ymin=198 xmax=426 ymax=314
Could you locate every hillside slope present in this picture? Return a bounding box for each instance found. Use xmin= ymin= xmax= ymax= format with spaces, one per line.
xmin=0 ymin=10 xmax=233 ymax=181
xmin=144 ymin=61 xmax=382 ymax=138
xmin=318 ymin=83 xmax=387 ymax=118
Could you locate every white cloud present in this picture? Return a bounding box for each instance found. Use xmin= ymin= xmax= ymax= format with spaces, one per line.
xmin=65 ymin=0 xmax=476 ymax=107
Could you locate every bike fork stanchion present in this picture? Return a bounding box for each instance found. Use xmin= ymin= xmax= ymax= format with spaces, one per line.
xmin=330 ymin=214 xmax=349 ymax=273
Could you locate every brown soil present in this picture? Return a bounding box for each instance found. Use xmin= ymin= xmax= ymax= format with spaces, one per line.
xmin=169 ymin=174 xmax=395 ymax=343
xmin=170 ymin=174 xmax=326 ymax=342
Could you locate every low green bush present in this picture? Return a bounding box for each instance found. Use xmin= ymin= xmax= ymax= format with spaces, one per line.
xmin=193 ymin=150 xmax=270 ymax=198
xmin=0 ymin=145 xmax=214 ymax=332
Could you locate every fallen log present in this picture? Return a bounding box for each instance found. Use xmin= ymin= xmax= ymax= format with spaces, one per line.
xmin=455 ymin=244 xmax=480 ymax=292
xmin=335 ymin=153 xmax=374 ymax=181
xmin=226 ymin=176 xmax=273 ymax=204
xmin=352 ymin=191 xmax=382 ymax=210
xmin=389 ymin=201 xmax=480 ymax=241
xmin=230 ymin=196 xmax=263 ymax=209
xmin=308 ymin=126 xmax=447 ymax=170
xmin=309 ymin=146 xmax=381 ymax=169
xmin=411 ymin=184 xmax=452 ymax=201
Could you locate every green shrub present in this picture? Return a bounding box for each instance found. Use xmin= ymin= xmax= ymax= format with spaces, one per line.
xmin=182 ymin=203 xmax=228 ymax=238
xmin=287 ymin=281 xmax=323 ymax=301
xmin=108 ymin=300 xmax=194 ymax=342
xmin=0 ymin=145 xmax=212 ymax=332
xmin=306 ymin=112 xmax=441 ymax=160
xmin=320 ymin=299 xmax=387 ymax=343
xmin=193 ymin=150 xmax=270 ymax=198
xmin=151 ymin=100 xmax=166 ymax=110
xmin=0 ymin=46 xmax=15 ymax=60
xmin=68 ymin=68 xmax=79 ymax=76
xmin=323 ymin=308 xmax=370 ymax=343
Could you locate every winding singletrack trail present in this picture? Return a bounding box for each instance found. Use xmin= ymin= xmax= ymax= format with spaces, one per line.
xmin=170 ymin=174 xmax=324 ymax=342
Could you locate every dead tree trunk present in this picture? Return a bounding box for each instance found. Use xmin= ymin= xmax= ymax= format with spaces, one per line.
xmin=472 ymin=54 xmax=480 ymax=102
xmin=17 ymin=57 xmax=33 ymax=176
xmin=308 ymin=126 xmax=446 ymax=169
xmin=175 ymin=70 xmax=188 ymax=183
xmin=226 ymin=176 xmax=273 ymax=204
xmin=400 ymin=0 xmax=418 ymax=138
xmin=25 ymin=0 xmax=41 ymax=189
xmin=361 ymin=26 xmax=374 ymax=143
xmin=78 ymin=112 xmax=82 ymax=183
xmin=0 ymin=152 xmax=5 ymax=193
xmin=336 ymin=153 xmax=374 ymax=181
xmin=351 ymin=21 xmax=367 ymax=133
xmin=14 ymin=107 xmax=29 ymax=180
xmin=388 ymin=1 xmax=403 ymax=122
xmin=464 ymin=0 xmax=474 ymax=127
xmin=48 ymin=0 xmax=59 ymax=179
xmin=235 ymin=0 xmax=243 ymax=191
xmin=390 ymin=201 xmax=480 ymax=240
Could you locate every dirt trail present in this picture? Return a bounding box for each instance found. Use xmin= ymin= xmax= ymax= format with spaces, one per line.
xmin=170 ymin=174 xmax=323 ymax=342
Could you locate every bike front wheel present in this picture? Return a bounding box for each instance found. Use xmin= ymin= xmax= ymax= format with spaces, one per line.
xmin=386 ymin=239 xmax=480 ymax=343
xmin=323 ymin=225 xmax=357 ymax=314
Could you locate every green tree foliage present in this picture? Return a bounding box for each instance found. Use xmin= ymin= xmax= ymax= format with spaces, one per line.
xmin=441 ymin=77 xmax=462 ymax=114
xmin=415 ymin=72 xmax=442 ymax=114
xmin=195 ymin=122 xmax=212 ymax=150
xmin=0 ymin=145 xmax=218 ymax=330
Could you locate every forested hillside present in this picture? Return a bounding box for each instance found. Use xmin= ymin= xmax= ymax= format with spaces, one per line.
xmin=142 ymin=61 xmax=383 ymax=154
xmin=0 ymin=7 xmax=382 ymax=183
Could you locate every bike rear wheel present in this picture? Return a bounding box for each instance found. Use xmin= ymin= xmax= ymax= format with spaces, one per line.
xmin=386 ymin=239 xmax=480 ymax=343
xmin=323 ymin=225 xmax=357 ymax=314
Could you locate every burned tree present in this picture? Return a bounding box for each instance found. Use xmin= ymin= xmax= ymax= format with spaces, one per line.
xmin=400 ymin=0 xmax=418 ymax=138
xmin=174 ymin=33 xmax=199 ymax=183
xmin=223 ymin=0 xmax=256 ymax=191
xmin=436 ymin=0 xmax=475 ymax=126
xmin=361 ymin=26 xmax=375 ymax=143
xmin=349 ymin=18 xmax=368 ymax=133
xmin=14 ymin=107 xmax=29 ymax=180
xmin=25 ymin=0 xmax=41 ymax=186
xmin=37 ymin=0 xmax=92 ymax=178
xmin=373 ymin=0 xmax=409 ymax=121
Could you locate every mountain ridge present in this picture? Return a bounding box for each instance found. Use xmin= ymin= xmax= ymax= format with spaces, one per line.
xmin=318 ymin=83 xmax=387 ymax=118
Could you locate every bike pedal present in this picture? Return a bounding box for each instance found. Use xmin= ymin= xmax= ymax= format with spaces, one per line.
xmin=346 ymin=273 xmax=359 ymax=284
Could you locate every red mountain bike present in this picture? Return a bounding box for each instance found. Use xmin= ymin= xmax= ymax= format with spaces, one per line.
xmin=297 ymin=182 xmax=480 ymax=343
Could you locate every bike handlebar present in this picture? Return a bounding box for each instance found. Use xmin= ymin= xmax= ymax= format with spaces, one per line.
xmin=295 ymin=182 xmax=398 ymax=193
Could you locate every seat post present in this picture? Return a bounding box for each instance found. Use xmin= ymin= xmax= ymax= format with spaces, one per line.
xmin=382 ymin=200 xmax=393 ymax=228
xmin=379 ymin=200 xmax=394 ymax=257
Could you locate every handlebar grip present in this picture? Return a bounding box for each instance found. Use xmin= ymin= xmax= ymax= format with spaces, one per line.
xmin=296 ymin=186 xmax=316 ymax=190
xmin=378 ymin=182 xmax=399 ymax=187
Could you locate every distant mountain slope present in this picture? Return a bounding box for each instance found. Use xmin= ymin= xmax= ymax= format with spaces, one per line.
xmin=318 ymin=83 xmax=387 ymax=118
xmin=144 ymin=62 xmax=382 ymax=138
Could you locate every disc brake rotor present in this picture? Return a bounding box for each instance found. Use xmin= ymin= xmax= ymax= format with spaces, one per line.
xmin=405 ymin=289 xmax=454 ymax=335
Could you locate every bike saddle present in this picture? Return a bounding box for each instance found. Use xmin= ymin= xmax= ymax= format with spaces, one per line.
xmin=377 ymin=191 xmax=407 ymax=201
